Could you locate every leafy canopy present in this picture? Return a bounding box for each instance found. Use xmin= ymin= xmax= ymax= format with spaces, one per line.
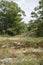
xmin=28 ymin=0 xmax=43 ymax=37
xmin=0 ymin=0 xmax=27 ymax=35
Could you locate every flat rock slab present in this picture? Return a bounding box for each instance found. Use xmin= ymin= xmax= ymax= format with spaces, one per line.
xmin=0 ymin=37 xmax=19 ymax=40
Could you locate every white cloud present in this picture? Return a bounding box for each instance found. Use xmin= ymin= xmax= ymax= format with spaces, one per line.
xmin=7 ymin=0 xmax=39 ymax=23
xmin=13 ymin=0 xmax=39 ymax=23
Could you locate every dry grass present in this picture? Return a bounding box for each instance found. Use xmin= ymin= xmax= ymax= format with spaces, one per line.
xmin=0 ymin=37 xmax=43 ymax=65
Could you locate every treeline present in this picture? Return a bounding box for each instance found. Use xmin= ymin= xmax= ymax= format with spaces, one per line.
xmin=28 ymin=0 xmax=43 ymax=37
xmin=0 ymin=0 xmax=43 ymax=36
xmin=0 ymin=0 xmax=27 ymax=36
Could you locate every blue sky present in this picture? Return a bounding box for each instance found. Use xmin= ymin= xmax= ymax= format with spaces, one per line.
xmin=9 ymin=0 xmax=39 ymax=23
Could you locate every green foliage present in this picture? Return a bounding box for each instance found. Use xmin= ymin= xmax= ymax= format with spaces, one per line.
xmin=28 ymin=0 xmax=43 ymax=37
xmin=0 ymin=0 xmax=27 ymax=36
xmin=28 ymin=20 xmax=37 ymax=31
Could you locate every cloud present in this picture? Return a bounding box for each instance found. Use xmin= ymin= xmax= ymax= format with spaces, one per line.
xmin=8 ymin=0 xmax=39 ymax=23
xmin=13 ymin=0 xmax=39 ymax=23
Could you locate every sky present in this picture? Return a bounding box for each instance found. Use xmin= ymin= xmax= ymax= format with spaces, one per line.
xmin=8 ymin=0 xmax=39 ymax=23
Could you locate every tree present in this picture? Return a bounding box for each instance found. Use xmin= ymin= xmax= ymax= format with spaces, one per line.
xmin=28 ymin=20 xmax=37 ymax=31
xmin=28 ymin=0 xmax=43 ymax=36
xmin=0 ymin=0 xmax=27 ymax=35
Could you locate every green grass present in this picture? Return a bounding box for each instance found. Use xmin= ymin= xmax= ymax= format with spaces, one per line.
xmin=0 ymin=37 xmax=43 ymax=48
xmin=20 ymin=37 xmax=43 ymax=47
xmin=0 ymin=59 xmax=43 ymax=65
